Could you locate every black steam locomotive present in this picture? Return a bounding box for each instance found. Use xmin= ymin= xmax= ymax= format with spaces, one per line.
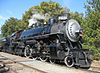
xmin=0 ymin=15 xmax=92 ymax=68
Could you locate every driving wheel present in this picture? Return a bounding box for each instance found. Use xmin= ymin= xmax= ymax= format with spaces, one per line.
xmin=24 ymin=45 xmax=32 ymax=58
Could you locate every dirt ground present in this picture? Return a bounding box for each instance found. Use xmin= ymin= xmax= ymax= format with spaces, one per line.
xmin=0 ymin=52 xmax=99 ymax=73
xmin=91 ymin=60 xmax=100 ymax=68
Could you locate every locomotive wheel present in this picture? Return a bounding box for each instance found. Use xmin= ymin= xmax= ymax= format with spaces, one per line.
xmin=31 ymin=49 xmax=37 ymax=60
xmin=24 ymin=45 xmax=32 ymax=58
xmin=64 ymin=56 xmax=74 ymax=67
xmin=39 ymin=56 xmax=48 ymax=62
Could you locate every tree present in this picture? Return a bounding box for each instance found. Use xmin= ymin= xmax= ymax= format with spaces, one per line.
xmin=85 ymin=0 xmax=100 ymax=13
xmin=84 ymin=0 xmax=100 ymax=59
xmin=35 ymin=1 xmax=64 ymax=16
xmin=1 ymin=17 xmax=25 ymax=37
xmin=84 ymin=0 xmax=100 ymax=47
xmin=22 ymin=1 xmax=65 ymax=26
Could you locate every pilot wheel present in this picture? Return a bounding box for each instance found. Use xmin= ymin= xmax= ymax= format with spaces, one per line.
xmin=64 ymin=56 xmax=74 ymax=67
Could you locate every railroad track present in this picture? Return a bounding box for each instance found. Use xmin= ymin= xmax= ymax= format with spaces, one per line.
xmin=0 ymin=53 xmax=46 ymax=73
xmin=81 ymin=67 xmax=100 ymax=73
xmin=0 ymin=52 xmax=99 ymax=73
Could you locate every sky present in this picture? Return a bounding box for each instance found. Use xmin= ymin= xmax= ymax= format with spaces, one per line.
xmin=0 ymin=0 xmax=86 ymax=32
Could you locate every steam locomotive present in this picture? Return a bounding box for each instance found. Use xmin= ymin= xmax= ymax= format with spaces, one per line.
xmin=0 ymin=15 xmax=92 ymax=68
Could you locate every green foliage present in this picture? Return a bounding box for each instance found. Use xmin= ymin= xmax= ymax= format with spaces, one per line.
xmin=0 ymin=34 xmax=3 ymax=38
xmin=85 ymin=0 xmax=100 ymax=13
xmin=35 ymin=1 xmax=64 ymax=16
xmin=1 ymin=17 xmax=26 ymax=37
xmin=84 ymin=0 xmax=100 ymax=47
xmin=83 ymin=0 xmax=100 ymax=59
xmin=22 ymin=1 xmax=65 ymax=25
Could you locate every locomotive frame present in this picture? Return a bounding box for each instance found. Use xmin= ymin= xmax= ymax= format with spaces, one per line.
xmin=0 ymin=16 xmax=92 ymax=69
